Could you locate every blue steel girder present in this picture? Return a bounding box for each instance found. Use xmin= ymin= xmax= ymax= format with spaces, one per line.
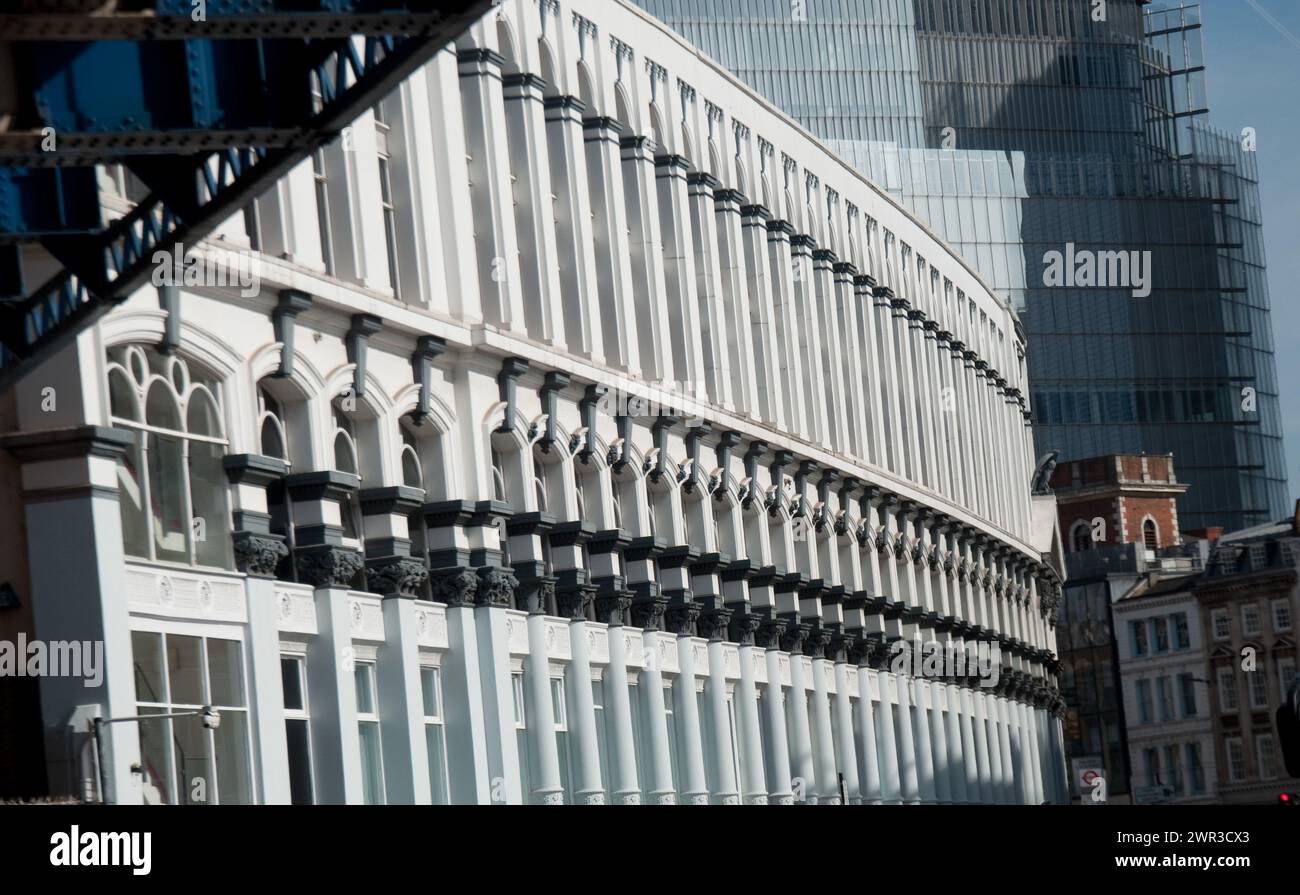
xmin=0 ymin=0 xmax=493 ymax=385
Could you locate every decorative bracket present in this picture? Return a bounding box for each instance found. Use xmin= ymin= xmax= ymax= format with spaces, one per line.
xmin=409 ymin=335 xmax=447 ymax=427
xmin=536 ymin=370 xmax=571 ymax=453
xmin=767 ymin=449 xmax=793 ymax=515
xmin=271 ymin=289 xmax=312 ymax=379
xmin=681 ymin=421 xmax=712 ymax=494
xmin=496 ymin=356 xmax=530 ymax=435
xmin=713 ymin=431 xmax=742 ymax=501
xmin=576 ymin=383 xmax=606 ymax=461
xmin=346 ymin=313 xmax=382 ymax=399
xmin=741 ymin=440 xmax=767 ymax=510
xmin=794 ymin=460 xmax=817 ymax=519
xmin=650 ymin=415 xmax=677 ymax=483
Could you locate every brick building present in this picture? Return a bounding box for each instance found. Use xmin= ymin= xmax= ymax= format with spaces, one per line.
xmin=1053 ymin=453 xmax=1199 ymax=802
xmin=1052 ymin=454 xmax=1188 ymax=557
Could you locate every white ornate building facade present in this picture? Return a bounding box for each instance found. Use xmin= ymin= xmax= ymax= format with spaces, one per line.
xmin=0 ymin=0 xmax=1069 ymax=805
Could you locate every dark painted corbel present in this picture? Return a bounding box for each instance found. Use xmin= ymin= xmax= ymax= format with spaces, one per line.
xmin=611 ymin=412 xmax=634 ymax=473
xmin=536 ymin=370 xmax=570 ymax=453
xmin=410 ymin=335 xmax=447 ymax=427
xmin=649 ymin=415 xmax=677 ymax=483
xmin=496 ymin=356 xmax=530 ymax=435
xmin=272 ymin=289 xmax=312 ymax=378
xmin=741 ymin=440 xmax=767 ymax=510
xmin=575 ymin=383 xmax=605 ymax=460
xmin=767 ymin=449 xmax=793 ymax=515
xmin=815 ymin=469 xmax=838 ymax=531
xmin=793 ymin=459 xmax=818 ymax=518
xmin=346 ymin=313 xmax=382 ymax=398
xmin=836 ymin=476 xmax=859 ymax=536
xmin=681 ymin=422 xmax=712 ymax=494
xmin=158 ymin=283 xmax=180 ymax=354
xmin=713 ymin=431 xmax=742 ymax=500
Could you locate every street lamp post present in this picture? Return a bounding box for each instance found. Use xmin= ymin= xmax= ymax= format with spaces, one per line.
xmin=91 ymin=706 xmax=222 ymax=805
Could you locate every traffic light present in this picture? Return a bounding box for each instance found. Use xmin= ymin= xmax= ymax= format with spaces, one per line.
xmin=1279 ymin=792 xmax=1298 ymax=806
xmin=1279 ymin=680 xmax=1300 ymax=778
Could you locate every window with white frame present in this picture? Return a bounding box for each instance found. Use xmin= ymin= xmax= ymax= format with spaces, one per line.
xmin=258 ymin=384 xmax=290 ymax=463
xmin=1225 ymin=737 xmax=1245 ymax=782
xmin=1279 ymin=657 xmax=1297 ymax=696
xmin=1178 ymin=673 xmax=1197 ymax=718
xmin=592 ymin=676 xmax=612 ymax=802
xmin=1130 ymin=620 xmax=1147 ymax=657
xmin=725 ymin=690 xmax=745 ymax=795
xmin=108 ymin=345 xmax=234 ymax=569
xmin=1163 ymin=744 xmax=1182 ymax=793
xmin=1241 ymin=603 xmax=1262 ymax=637
xmin=628 ymin=680 xmax=650 ymax=802
xmin=280 ymin=654 xmax=314 ymax=805
xmin=1152 ymin=617 xmax=1170 ymax=654
xmin=1135 ymin=679 xmax=1152 ymax=724
xmin=1142 ymin=747 xmax=1158 ymax=787
xmin=1142 ymin=518 xmax=1158 ymax=551
xmin=1218 ymin=668 xmax=1238 ymax=712
xmin=512 ymin=670 xmax=531 ymax=803
xmin=1257 ymin=733 xmax=1279 ymax=780
xmin=1157 ymin=676 xmax=1174 ymax=721
xmin=1248 ymin=668 xmax=1269 ymax=710
xmin=311 ymin=147 xmax=335 ymax=275
xmin=373 ymin=101 xmax=401 ymax=299
xmin=355 ymin=661 xmax=385 ymax=805
xmin=698 ymin=685 xmax=716 ymax=794
xmin=1272 ymin=598 xmax=1292 ymax=633
xmin=1211 ymin=608 xmax=1230 ymax=641
xmin=260 ymin=380 xmax=306 ymax=584
xmin=552 ymin=676 xmax=573 ymax=803
xmin=1070 ymin=520 xmax=1091 ymax=553
xmin=1172 ymin=613 xmax=1190 ymax=650
xmin=1185 ymin=742 xmax=1205 ymax=793
xmin=491 ymin=445 xmax=509 ymax=503
xmin=131 ymin=631 xmax=253 ymax=805
xmin=662 ymin=680 xmax=681 ymax=799
xmin=400 ymin=423 xmax=423 ymax=490
xmin=420 ymin=665 xmax=450 ymax=805
xmin=330 ymin=398 xmax=367 ymax=587
xmin=532 ymin=455 xmax=548 ymax=514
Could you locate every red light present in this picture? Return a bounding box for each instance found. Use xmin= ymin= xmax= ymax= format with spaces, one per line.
xmin=1284 ymin=794 xmax=1292 ymax=802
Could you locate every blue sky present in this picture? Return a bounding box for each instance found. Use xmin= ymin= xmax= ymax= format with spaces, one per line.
xmin=1192 ymin=0 xmax=1300 ymax=503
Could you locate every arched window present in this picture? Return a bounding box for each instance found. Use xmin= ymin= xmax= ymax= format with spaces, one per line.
xmin=332 ymin=401 xmax=358 ymax=475
xmin=258 ymin=385 xmax=289 ymax=462
xmin=107 ymin=344 xmax=233 ymax=569
xmin=1071 ymin=520 xmax=1092 ymax=554
xmin=574 ymin=476 xmax=587 ymax=521
xmin=330 ymin=396 xmax=364 ymax=549
xmin=491 ymin=445 xmax=508 ymax=502
xmin=400 ymin=425 xmax=423 ymax=490
xmin=1143 ymin=519 xmax=1158 ymax=551
xmin=533 ymin=455 xmax=548 ymax=513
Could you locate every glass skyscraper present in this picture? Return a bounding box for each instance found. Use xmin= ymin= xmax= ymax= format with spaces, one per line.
xmin=636 ymin=0 xmax=1288 ymax=531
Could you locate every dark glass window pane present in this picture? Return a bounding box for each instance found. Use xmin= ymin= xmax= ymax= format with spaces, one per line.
xmin=286 ymin=718 xmax=314 ymax=805
xmin=207 ymin=639 xmax=244 ymax=707
xmin=132 ymin=631 xmax=165 ymax=703
xmin=166 ymin=634 xmax=204 ymax=706
xmin=212 ymin=710 xmax=254 ymax=804
xmin=281 ymin=656 xmax=305 ymax=712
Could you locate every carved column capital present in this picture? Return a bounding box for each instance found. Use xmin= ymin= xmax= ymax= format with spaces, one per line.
xmin=429 ymin=566 xmax=478 ymax=607
xmin=232 ymin=531 xmax=288 ymax=579
xmin=296 ymin=545 xmax=363 ymax=588
xmin=475 ymin=565 xmax=518 ymax=609
xmin=365 ymin=556 xmax=430 ymax=598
